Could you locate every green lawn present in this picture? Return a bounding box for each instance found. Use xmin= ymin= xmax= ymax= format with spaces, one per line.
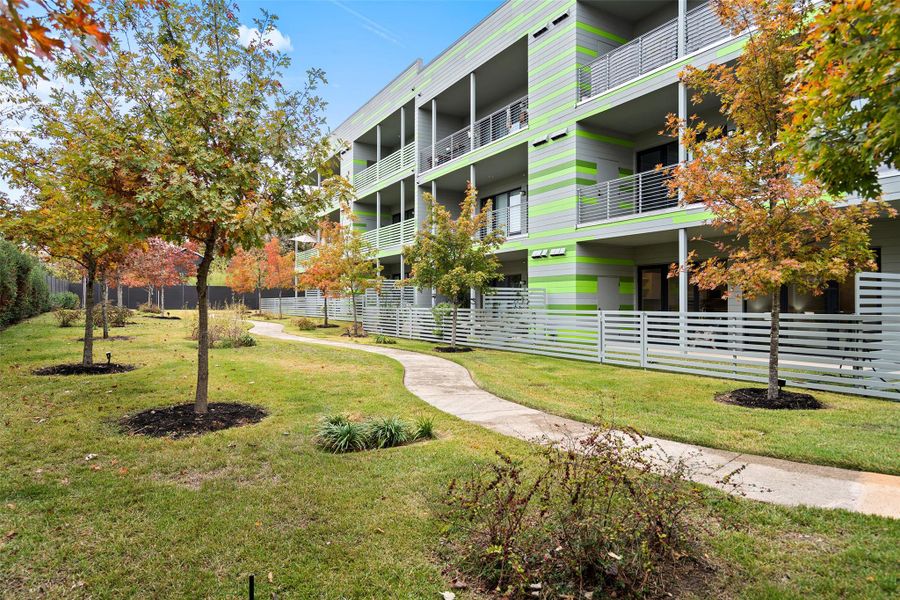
xmin=0 ymin=313 xmax=897 ymax=598
xmin=275 ymin=316 xmax=900 ymax=475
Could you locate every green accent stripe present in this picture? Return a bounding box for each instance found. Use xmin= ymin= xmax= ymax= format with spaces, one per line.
xmin=529 ymin=82 xmax=576 ymax=109
xmin=467 ymin=0 xmax=555 ymax=58
xmin=575 ymin=22 xmax=627 ymax=44
xmin=528 ymin=50 xmax=572 ymax=78
xmin=575 ymin=45 xmax=598 ymax=57
xmin=574 ymin=129 xmax=634 ymax=147
xmin=529 ymin=196 xmax=575 ymax=217
xmin=529 ymin=65 xmax=578 ymax=93
xmin=528 ymin=148 xmax=575 ymax=166
xmin=530 ymin=177 xmax=594 ymax=196
xmin=546 ymin=303 xmax=597 ymax=310
xmin=529 ymin=21 xmax=575 ymax=55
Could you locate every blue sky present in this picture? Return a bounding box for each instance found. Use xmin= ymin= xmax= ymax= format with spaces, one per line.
xmin=237 ymin=0 xmax=502 ymax=131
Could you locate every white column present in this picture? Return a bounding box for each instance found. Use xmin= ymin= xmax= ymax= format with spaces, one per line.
xmin=376 ymin=124 xmax=382 ymax=162
xmin=677 ymin=0 xmax=688 ymax=171
xmin=376 ymin=191 xmax=381 ymax=249
xmin=399 ymin=179 xmax=406 ymax=243
xmin=469 ymin=163 xmax=478 ymax=308
xmin=678 ymin=227 xmax=689 ymax=312
xmin=677 ymin=0 xmax=687 ymax=58
xmin=431 ymin=180 xmax=437 ymax=308
xmin=293 ymin=238 xmax=298 ymax=298
xmin=400 ymin=106 xmax=406 ymax=147
xmin=431 ymin=99 xmax=437 ymax=170
xmin=469 ymin=72 xmax=476 ymax=151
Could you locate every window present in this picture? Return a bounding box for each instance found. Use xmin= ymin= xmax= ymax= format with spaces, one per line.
xmin=391 ymin=208 xmax=414 ymax=224
xmin=636 ymin=141 xmax=678 ymax=173
xmin=482 ymin=188 xmax=524 ymax=236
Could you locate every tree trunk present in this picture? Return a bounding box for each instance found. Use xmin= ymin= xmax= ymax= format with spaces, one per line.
xmin=82 ymin=267 xmax=96 ymax=366
xmin=767 ymin=289 xmax=781 ymax=403
xmin=160 ymin=287 xmax=165 ymax=313
xmin=147 ymin=286 xmax=153 ymax=307
xmin=278 ymin=288 xmax=283 ymax=319
xmin=258 ymin=289 xmax=262 ymax=313
xmin=351 ymin=290 xmax=359 ymax=336
xmin=194 ymin=239 xmax=216 ymax=415
xmin=451 ymin=304 xmax=458 ymax=349
xmin=117 ymin=283 xmax=123 ymax=307
xmin=323 ymin=295 xmax=329 ymax=327
xmin=102 ymin=282 xmax=109 ymax=339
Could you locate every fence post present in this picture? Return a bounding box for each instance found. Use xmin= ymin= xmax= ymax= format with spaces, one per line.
xmin=640 ymin=312 xmax=648 ymax=368
xmin=598 ymin=310 xmax=604 ymax=363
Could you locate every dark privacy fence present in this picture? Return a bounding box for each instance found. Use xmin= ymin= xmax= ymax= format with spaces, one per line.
xmin=71 ymin=282 xmax=296 ymax=311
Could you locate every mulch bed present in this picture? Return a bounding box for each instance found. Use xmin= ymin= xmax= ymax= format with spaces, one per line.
xmin=33 ymin=363 xmax=136 ymax=376
xmin=434 ymin=346 xmax=474 ymax=353
xmin=76 ymin=336 xmax=132 ymax=341
xmin=119 ymin=402 xmax=268 ymax=439
xmin=316 ymin=324 xmax=339 ymax=329
xmin=147 ymin=315 xmax=181 ymax=320
xmin=715 ymin=387 xmax=823 ymax=410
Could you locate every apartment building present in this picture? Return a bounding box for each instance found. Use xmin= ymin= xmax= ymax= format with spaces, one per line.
xmin=301 ymin=0 xmax=900 ymax=314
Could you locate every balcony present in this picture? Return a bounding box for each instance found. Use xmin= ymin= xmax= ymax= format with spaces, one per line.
xmin=420 ymin=96 xmax=529 ymax=172
xmin=577 ymin=2 xmax=731 ymax=102
xmin=478 ymin=197 xmax=528 ymax=240
xmin=295 ymin=247 xmax=318 ymax=272
xmin=576 ymin=167 xmax=677 ymax=225
xmin=361 ymin=218 xmax=416 ymax=252
xmin=352 ymin=142 xmax=416 ymax=192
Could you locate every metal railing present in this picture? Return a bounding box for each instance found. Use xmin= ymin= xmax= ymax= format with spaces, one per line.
xmin=577 ymin=166 xmax=676 ymax=225
xmin=295 ymin=247 xmax=318 ymax=272
xmin=420 ymin=96 xmax=529 ymax=171
xmin=352 ymin=142 xmax=416 ymax=192
xmin=578 ymin=2 xmax=731 ymax=101
xmin=478 ymin=198 xmax=528 ymax=239
xmin=361 ymin=218 xmax=416 ymax=250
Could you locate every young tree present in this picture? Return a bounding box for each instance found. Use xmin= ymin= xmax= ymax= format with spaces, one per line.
xmin=666 ymin=0 xmax=892 ymax=404
xmin=298 ymin=221 xmax=344 ymax=328
xmin=337 ymin=212 xmax=382 ymax=336
xmin=121 ymin=238 xmax=198 ymax=311
xmin=225 ymin=246 xmax=267 ymax=310
xmin=403 ymin=183 xmax=505 ymax=350
xmin=264 ymin=237 xmax=296 ymax=318
xmin=786 ymin=0 xmax=899 ymax=198
xmin=0 ymin=189 xmax=133 ymax=365
xmin=66 ymin=0 xmax=335 ymax=413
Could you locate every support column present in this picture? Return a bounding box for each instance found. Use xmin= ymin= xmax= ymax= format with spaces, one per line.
xmin=677 ymin=0 xmax=688 ymax=176
xmin=400 ymin=106 xmax=406 ymax=146
xmin=469 ymin=164 xmax=477 ymax=308
xmin=376 ymin=190 xmax=381 ymax=250
xmin=677 ymin=0 xmax=686 ymax=58
xmin=678 ymin=227 xmax=688 ymax=311
xmin=293 ymin=238 xmax=298 ymax=299
xmin=431 ymin=99 xmax=437 ymax=170
xmin=469 ymin=72 xmax=476 ymax=151
xmin=376 ymin=124 xmax=382 ymax=162
xmin=431 ymin=180 xmax=437 ymax=308
xmin=399 ymin=179 xmax=406 ymax=244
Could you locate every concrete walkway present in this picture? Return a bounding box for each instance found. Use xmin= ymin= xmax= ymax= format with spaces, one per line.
xmin=249 ymin=320 xmax=900 ymax=519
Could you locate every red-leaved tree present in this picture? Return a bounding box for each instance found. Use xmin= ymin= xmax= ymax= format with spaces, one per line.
xmin=122 ymin=238 xmax=198 ymax=311
xmin=264 ymin=237 xmax=296 ymax=317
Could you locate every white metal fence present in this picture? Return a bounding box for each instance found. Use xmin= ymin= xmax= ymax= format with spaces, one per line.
xmin=261 ymin=291 xmax=358 ymax=321
xmin=856 ymin=272 xmax=900 ymax=315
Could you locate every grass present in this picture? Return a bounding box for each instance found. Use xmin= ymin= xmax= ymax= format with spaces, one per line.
xmin=1 ymin=313 xmax=898 ymax=598
xmin=275 ymin=317 xmax=900 ymax=475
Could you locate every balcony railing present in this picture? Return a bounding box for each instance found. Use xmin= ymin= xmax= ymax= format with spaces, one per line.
xmin=361 ymin=218 xmax=416 ymax=250
xmin=577 ymin=2 xmax=732 ymax=102
xmin=420 ymin=96 xmax=529 ymax=171
xmin=577 ymin=166 xmax=677 ymax=225
xmin=296 ymin=247 xmax=318 ymax=272
xmin=477 ymin=197 xmax=528 ymax=239
xmin=353 ymin=142 xmax=416 ymax=192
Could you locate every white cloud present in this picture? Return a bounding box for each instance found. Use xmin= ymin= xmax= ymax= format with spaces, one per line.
xmin=238 ymin=24 xmax=293 ymax=52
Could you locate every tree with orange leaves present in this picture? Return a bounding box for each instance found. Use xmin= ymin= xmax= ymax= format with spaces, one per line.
xmin=665 ymin=0 xmax=892 ymax=405
xmin=298 ymin=221 xmax=344 ymax=328
xmin=264 ymin=237 xmax=295 ymax=318
xmin=225 ymin=246 xmax=267 ymax=310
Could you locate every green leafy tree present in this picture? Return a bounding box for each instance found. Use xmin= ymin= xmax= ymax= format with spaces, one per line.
xmin=57 ymin=0 xmax=336 ymax=412
xmin=403 ymin=183 xmax=505 ymax=349
xmin=786 ymin=0 xmax=899 ymax=198
xmin=666 ymin=0 xmax=892 ymax=404
xmin=337 ymin=208 xmax=382 ymax=337
xmin=298 ymin=220 xmax=344 ymax=328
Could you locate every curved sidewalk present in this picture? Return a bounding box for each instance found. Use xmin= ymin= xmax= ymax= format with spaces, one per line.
xmin=249 ymin=321 xmax=900 ymax=519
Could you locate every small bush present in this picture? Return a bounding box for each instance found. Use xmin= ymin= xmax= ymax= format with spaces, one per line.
xmin=368 ymin=416 xmax=410 ymax=449
xmin=216 ymin=332 xmax=257 ymax=348
xmin=315 ymin=418 xmax=370 ymax=453
xmin=440 ymin=429 xmax=713 ymax=598
xmin=138 ymin=302 xmax=162 ymax=314
xmin=91 ymin=303 xmax=133 ymax=327
xmin=292 ymin=317 xmax=317 ymax=330
xmin=0 ymin=241 xmax=50 ymax=328
xmin=49 ymin=291 xmax=79 ymax=310
xmin=374 ymin=334 xmax=396 ymax=345
xmin=54 ymin=308 xmax=82 ymax=328
xmin=413 ymin=416 xmax=435 ymax=440
xmin=225 ymin=301 xmax=250 ymax=316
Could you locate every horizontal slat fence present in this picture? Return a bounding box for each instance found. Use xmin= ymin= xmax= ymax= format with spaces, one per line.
xmin=262 ymin=293 xmax=900 ymax=400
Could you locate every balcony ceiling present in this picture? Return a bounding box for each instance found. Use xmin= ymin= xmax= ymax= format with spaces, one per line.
xmin=581 ymin=0 xmax=671 ymax=23
xmin=581 ymin=83 xmax=678 ymax=135
xmin=433 ymin=143 xmax=527 ymax=191
xmin=355 ymin=99 xmax=414 ymax=147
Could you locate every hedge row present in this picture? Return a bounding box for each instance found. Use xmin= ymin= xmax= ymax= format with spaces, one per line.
xmin=0 ymin=240 xmax=50 ymax=329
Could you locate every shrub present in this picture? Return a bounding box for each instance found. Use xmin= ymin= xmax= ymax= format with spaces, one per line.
xmin=374 ymin=334 xmax=396 ymax=345
xmin=54 ymin=309 xmax=82 ymax=327
xmin=413 ymin=416 xmax=435 ymax=440
xmin=292 ymin=317 xmax=317 ymax=330
xmin=189 ymin=307 xmax=255 ymax=348
xmin=49 ymin=291 xmax=79 ymax=309
xmin=138 ymin=302 xmax=162 ymax=314
xmin=440 ymin=429 xmax=712 ymax=598
xmin=368 ymin=416 xmax=410 ymax=449
xmin=0 ymin=241 xmax=50 ymax=328
xmin=91 ymin=303 xmax=132 ymax=327
xmin=315 ymin=417 xmax=370 ymax=453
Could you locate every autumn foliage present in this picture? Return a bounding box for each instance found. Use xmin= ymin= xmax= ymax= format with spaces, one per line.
xmin=121 ymin=238 xmax=198 ymax=310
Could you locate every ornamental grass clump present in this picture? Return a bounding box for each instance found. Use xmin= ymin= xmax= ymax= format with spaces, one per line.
xmin=368 ymin=416 xmax=410 ymax=449
xmin=440 ymin=428 xmax=716 ymax=598
xmin=315 ymin=414 xmax=436 ymax=453
xmin=315 ymin=417 xmax=369 ymax=453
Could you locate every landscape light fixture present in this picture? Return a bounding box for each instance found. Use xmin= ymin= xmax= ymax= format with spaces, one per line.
xmin=106 ymin=352 xmax=112 ymax=365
